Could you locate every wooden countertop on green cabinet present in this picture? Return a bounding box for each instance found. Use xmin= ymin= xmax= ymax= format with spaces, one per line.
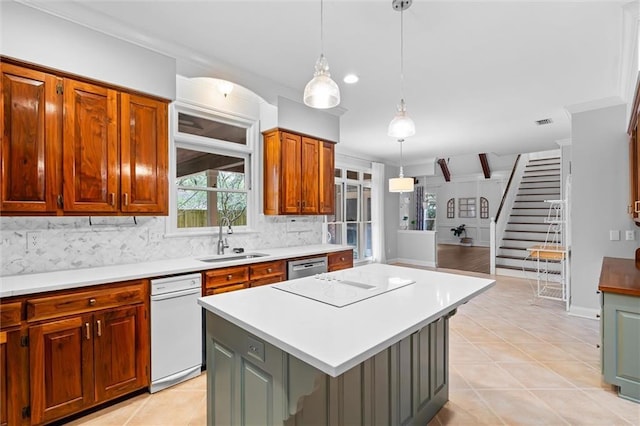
xmin=598 ymin=257 xmax=640 ymax=297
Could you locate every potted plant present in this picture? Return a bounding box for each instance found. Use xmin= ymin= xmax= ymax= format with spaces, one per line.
xmin=451 ymin=224 xmax=473 ymax=246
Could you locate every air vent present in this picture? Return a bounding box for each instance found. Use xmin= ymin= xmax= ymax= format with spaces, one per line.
xmin=535 ymin=118 xmax=553 ymax=126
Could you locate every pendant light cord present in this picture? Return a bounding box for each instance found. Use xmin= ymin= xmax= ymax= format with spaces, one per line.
xmin=399 ymin=139 xmax=405 ymax=177
xmin=400 ymin=3 xmax=404 ymax=101
xmin=320 ymin=0 xmax=324 ymax=55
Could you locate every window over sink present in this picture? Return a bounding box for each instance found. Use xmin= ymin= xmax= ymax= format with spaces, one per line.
xmin=169 ymin=103 xmax=258 ymax=235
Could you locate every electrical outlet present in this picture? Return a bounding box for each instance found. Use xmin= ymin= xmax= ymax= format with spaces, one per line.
xmin=626 ymin=230 xmax=635 ymax=241
xmin=26 ymin=231 xmax=42 ymax=251
xmin=609 ymin=230 xmax=620 ymax=241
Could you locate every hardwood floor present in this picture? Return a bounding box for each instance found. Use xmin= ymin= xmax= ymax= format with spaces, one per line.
xmin=437 ymin=243 xmax=490 ymax=274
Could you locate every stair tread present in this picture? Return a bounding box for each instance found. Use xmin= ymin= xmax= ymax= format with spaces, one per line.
xmin=503 ymin=237 xmax=551 ymax=242
xmin=507 ymin=222 xmax=551 ymax=225
xmin=496 ymin=255 xmax=561 ymax=263
xmin=522 ymin=174 xmax=560 ymax=178
xmin=518 ymin=187 xmax=561 ymax=190
xmin=505 ymin=229 xmax=561 ymax=233
xmin=496 ymin=265 xmax=562 ymax=274
xmin=499 ymin=246 xmax=528 ymax=250
xmin=528 ymin=157 xmax=560 ymax=161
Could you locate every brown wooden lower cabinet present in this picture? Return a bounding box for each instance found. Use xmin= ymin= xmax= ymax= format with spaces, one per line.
xmin=0 ymin=280 xmax=149 ymax=425
xmin=29 ymin=315 xmax=95 ymax=425
xmin=328 ymin=249 xmax=354 ymax=272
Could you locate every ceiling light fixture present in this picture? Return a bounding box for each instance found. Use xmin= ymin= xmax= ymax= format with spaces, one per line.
xmin=388 ymin=0 xmax=415 ymax=138
xmin=343 ymin=74 xmax=359 ymax=84
xmin=389 ymin=139 xmax=414 ymax=193
xmin=303 ymin=0 xmax=340 ymax=109
xmin=217 ymin=80 xmax=234 ymax=98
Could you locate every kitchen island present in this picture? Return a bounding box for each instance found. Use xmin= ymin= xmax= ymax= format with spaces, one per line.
xmin=198 ymin=263 xmax=494 ymax=425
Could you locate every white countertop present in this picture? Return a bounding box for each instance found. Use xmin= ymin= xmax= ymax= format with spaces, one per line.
xmin=198 ymin=263 xmax=495 ymax=377
xmin=0 ymin=244 xmax=352 ymax=298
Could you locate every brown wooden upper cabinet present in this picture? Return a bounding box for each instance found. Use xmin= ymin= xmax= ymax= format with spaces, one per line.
xmin=0 ymin=60 xmax=168 ymax=216
xmin=262 ymin=128 xmax=335 ymax=215
xmin=629 ymin=110 xmax=640 ymax=225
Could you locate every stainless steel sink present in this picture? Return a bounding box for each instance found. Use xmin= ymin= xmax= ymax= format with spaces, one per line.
xmin=198 ymin=253 xmax=269 ymax=263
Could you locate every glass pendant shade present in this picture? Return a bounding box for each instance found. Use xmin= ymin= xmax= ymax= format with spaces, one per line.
xmin=304 ymin=54 xmax=340 ymax=109
xmin=389 ymin=176 xmax=414 ymax=193
xmin=388 ymin=99 xmax=415 ymax=138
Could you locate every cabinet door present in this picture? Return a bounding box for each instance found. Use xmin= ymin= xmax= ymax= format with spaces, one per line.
xmin=30 ymin=315 xmax=94 ymax=425
xmin=1 ymin=63 xmax=61 ymax=213
xmin=631 ymin=121 xmax=640 ymax=223
xmin=301 ymin=137 xmax=319 ymax=214
xmin=262 ymin=130 xmax=282 ymax=215
xmin=94 ymin=305 xmax=149 ymax=402
xmin=120 ymin=94 xmax=168 ymax=214
xmin=319 ymin=141 xmax=335 ymax=215
xmin=0 ymin=331 xmax=6 ymax=426
xmin=280 ymin=132 xmax=301 ymax=214
xmin=63 ymin=79 xmax=118 ymax=212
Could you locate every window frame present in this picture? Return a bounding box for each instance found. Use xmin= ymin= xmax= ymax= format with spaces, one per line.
xmin=166 ymin=102 xmax=260 ymax=237
xmin=326 ymin=166 xmax=373 ymax=262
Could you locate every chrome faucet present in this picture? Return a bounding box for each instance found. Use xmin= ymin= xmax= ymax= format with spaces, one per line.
xmin=217 ymin=216 xmax=232 ymax=255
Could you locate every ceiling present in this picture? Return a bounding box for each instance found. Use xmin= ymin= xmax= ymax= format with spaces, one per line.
xmin=18 ymin=0 xmax=628 ymax=165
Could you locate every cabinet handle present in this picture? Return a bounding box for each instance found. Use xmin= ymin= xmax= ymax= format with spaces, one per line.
xmin=635 ymin=200 xmax=640 ymax=213
xmin=267 ymin=268 xmax=272 ymax=273
xmin=109 ymin=193 xmax=115 ymax=206
xmin=96 ymin=320 xmax=102 ymax=337
xmin=340 ymin=257 xmax=345 ymax=261
xmin=85 ymin=322 xmax=91 ymax=340
xmin=88 ymin=298 xmax=96 ymax=306
xmin=227 ymin=274 xmax=232 ymax=280
xmin=57 ymin=194 xmax=63 ymax=208
xmin=123 ymin=193 xmax=129 ymax=206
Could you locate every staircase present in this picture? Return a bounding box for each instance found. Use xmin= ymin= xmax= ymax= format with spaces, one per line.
xmin=495 ymin=156 xmax=563 ymax=277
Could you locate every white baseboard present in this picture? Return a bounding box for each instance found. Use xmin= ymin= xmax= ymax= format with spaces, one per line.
xmin=568 ymin=305 xmax=601 ymax=320
xmin=394 ymin=258 xmax=437 ymax=268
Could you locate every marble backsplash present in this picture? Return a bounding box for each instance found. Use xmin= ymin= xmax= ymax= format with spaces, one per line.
xmin=0 ymin=215 xmax=324 ymax=276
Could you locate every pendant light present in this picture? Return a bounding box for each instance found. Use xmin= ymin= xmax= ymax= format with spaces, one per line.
xmin=389 ymin=139 xmax=414 ymax=193
xmin=388 ymin=0 xmax=415 ymax=138
xmin=304 ymin=0 xmax=340 ymax=109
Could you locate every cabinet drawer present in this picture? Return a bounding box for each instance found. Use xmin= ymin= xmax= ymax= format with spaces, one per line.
xmin=328 ymin=250 xmax=354 ymax=272
xmin=250 ymin=260 xmax=286 ymax=280
xmin=26 ymin=281 xmax=146 ymax=323
xmin=0 ymin=301 xmax=22 ymax=328
xmin=205 ymin=266 xmax=249 ymax=289
xmin=205 ymin=283 xmax=248 ymax=296
xmin=251 ymin=274 xmax=286 ymax=288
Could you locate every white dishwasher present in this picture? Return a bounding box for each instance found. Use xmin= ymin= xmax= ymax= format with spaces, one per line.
xmin=150 ymin=273 xmax=202 ymax=393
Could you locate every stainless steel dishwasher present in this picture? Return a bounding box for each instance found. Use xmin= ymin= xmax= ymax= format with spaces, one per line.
xmin=287 ymin=256 xmax=328 ymax=279
xmin=150 ymin=273 xmax=202 ymax=393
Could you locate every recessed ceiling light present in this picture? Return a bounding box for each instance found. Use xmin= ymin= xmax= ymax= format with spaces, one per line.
xmin=343 ymin=74 xmax=359 ymax=84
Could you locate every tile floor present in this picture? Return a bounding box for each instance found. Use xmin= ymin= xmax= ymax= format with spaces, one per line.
xmin=68 ymin=269 xmax=640 ymax=425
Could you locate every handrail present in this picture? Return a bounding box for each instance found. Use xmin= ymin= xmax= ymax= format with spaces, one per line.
xmin=495 ymin=154 xmax=521 ymax=221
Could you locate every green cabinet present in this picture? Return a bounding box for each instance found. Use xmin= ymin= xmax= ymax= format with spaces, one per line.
xmin=601 ymin=291 xmax=640 ymax=402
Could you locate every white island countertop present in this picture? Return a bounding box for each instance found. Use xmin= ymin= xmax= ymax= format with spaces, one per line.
xmin=198 ymin=263 xmax=494 ymax=377
xmin=0 ymin=244 xmax=351 ymax=297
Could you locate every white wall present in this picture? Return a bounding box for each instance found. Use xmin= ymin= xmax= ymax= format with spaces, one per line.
xmin=569 ymin=102 xmax=639 ymax=317
xmin=422 ymin=175 xmax=507 ymax=247
xmin=1 ymin=2 xmax=176 ymax=99
xmin=276 ymin=97 xmax=341 ymax=143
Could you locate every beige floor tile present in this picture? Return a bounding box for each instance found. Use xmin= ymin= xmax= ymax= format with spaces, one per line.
xmin=449 ymin=341 xmax=493 ymax=364
xmin=531 ymin=390 xmax=632 ymax=425
xmin=455 ymin=363 xmax=525 ymax=390
xmin=489 ymin=326 xmax=543 ymax=343
xmin=582 ymin=389 xmax=640 ymax=424
xmin=65 ymin=393 xmax=150 ymax=426
xmin=477 ymin=389 xmax=568 ymax=425
xmin=449 ymin=365 xmax=472 ymax=390
xmin=455 ymin=324 xmax=505 ymax=343
xmin=513 ymin=342 xmax=578 ymax=362
xmin=543 ymin=361 xmax=607 ymax=389
xmin=187 ymin=394 xmax=207 ymax=425
xmin=127 ymin=388 xmax=205 ymax=426
xmin=473 ymin=341 xmax=536 ymax=363
xmin=556 ymin=341 xmax=600 ymax=363
xmin=496 ymin=362 xmax=575 ymax=389
xmin=436 ymin=390 xmax=504 ymax=425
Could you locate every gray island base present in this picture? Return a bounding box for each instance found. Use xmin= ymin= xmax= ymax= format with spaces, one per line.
xmin=199 ymin=263 xmax=495 ymax=425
